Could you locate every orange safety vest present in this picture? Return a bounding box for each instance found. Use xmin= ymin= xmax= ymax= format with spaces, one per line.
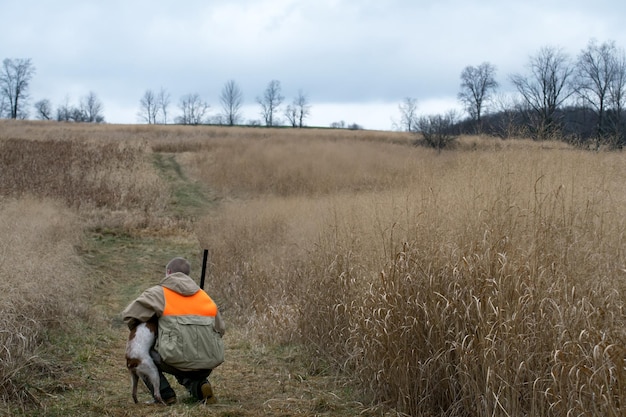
xmin=161 ymin=287 xmax=218 ymax=317
xmin=156 ymin=286 xmax=224 ymax=370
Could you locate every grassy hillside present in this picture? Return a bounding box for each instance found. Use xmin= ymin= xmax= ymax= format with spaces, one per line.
xmin=0 ymin=120 xmax=624 ymax=416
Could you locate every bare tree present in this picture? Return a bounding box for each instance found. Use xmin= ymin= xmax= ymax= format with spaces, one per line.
xmin=56 ymin=96 xmax=72 ymax=122
xmin=575 ymin=39 xmax=625 ymax=147
xmin=80 ymin=91 xmax=105 ymax=123
xmin=458 ymin=62 xmax=498 ymax=131
xmin=138 ymin=89 xmax=159 ymax=124
xmin=416 ymin=110 xmax=460 ymax=150
xmin=55 ymin=96 xmax=86 ymax=122
xmin=294 ymin=90 xmax=310 ymax=127
xmin=157 ymin=87 xmax=171 ymax=124
xmin=177 ymin=93 xmax=210 ymax=125
xmin=284 ymin=90 xmax=311 ymax=128
xmin=70 ymin=107 xmax=87 ymax=122
xmin=53 ymin=94 xmax=103 ymax=123
xmin=510 ymin=46 xmax=575 ymax=139
xmin=0 ymin=58 xmax=36 ymax=119
xmin=608 ymin=48 xmax=626 ymax=147
xmin=34 ymin=99 xmax=53 ymax=120
xmin=284 ymin=103 xmax=298 ymax=127
xmin=220 ymin=80 xmax=244 ymax=126
xmin=490 ymin=92 xmax=528 ymax=139
xmin=398 ymin=97 xmax=419 ymax=132
xmin=257 ymin=80 xmax=284 ymax=126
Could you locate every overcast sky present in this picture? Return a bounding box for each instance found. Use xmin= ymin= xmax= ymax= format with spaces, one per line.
xmin=3 ymin=0 xmax=626 ymax=130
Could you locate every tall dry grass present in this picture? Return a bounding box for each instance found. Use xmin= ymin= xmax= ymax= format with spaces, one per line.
xmin=0 ymin=121 xmax=168 ymax=229
xmin=306 ymin=151 xmax=626 ymax=416
xmin=193 ymin=134 xmax=626 ymax=416
xmin=183 ymin=136 xmax=423 ymax=198
xmin=0 ymin=121 xmax=173 ymax=408
xmin=0 ymin=197 xmax=88 ymax=406
xmin=3 ymin=120 xmax=624 ymax=415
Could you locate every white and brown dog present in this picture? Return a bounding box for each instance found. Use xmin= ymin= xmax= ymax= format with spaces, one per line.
xmin=125 ymin=318 xmax=165 ymax=405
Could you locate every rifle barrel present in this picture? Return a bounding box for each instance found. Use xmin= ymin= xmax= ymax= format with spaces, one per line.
xmin=200 ymin=249 xmax=208 ymax=289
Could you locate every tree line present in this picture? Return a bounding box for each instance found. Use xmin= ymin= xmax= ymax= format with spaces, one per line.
xmin=398 ymin=38 xmax=626 ymax=149
xmin=0 ymin=58 xmax=313 ymax=128
xmin=137 ymin=79 xmax=312 ymax=127
xmin=2 ymin=37 xmax=626 ymax=145
xmin=0 ymin=58 xmax=106 ymax=123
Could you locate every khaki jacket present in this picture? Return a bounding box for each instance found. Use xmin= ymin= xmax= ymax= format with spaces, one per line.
xmin=122 ymin=272 xmax=225 ymax=370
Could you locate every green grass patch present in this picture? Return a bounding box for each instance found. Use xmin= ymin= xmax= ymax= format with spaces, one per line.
xmin=83 ymin=228 xmax=202 ymax=314
xmin=152 ymin=153 xmax=215 ymax=220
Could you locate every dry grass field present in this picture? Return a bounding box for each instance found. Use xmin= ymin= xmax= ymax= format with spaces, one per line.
xmin=0 ymin=119 xmax=624 ymax=416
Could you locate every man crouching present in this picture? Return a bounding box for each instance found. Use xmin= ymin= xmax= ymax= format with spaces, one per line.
xmin=122 ymin=257 xmax=225 ymax=405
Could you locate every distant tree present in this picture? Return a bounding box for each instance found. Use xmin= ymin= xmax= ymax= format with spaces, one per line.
xmin=70 ymin=107 xmax=87 ymax=122
xmin=56 ymin=96 xmax=72 ymax=122
xmin=284 ymin=90 xmax=310 ymax=128
xmin=138 ymin=89 xmax=159 ymax=124
xmin=257 ymin=80 xmax=283 ymax=126
xmin=608 ymin=48 xmax=626 ymax=147
xmin=284 ymin=103 xmax=298 ymax=127
xmin=80 ymin=91 xmax=105 ymax=123
xmin=157 ymin=87 xmax=171 ymax=124
xmin=397 ymin=97 xmax=418 ymax=132
xmin=575 ymin=39 xmax=625 ymax=147
xmin=490 ymin=93 xmax=528 ymax=139
xmin=220 ymin=80 xmax=244 ymax=126
xmin=55 ymin=95 xmax=85 ymax=122
xmin=0 ymin=58 xmax=35 ymax=119
xmin=53 ymin=93 xmax=104 ymax=123
xmin=294 ymin=90 xmax=310 ymax=127
xmin=330 ymin=120 xmax=346 ymax=129
xmin=510 ymin=46 xmax=575 ymax=139
xmin=458 ymin=62 xmax=498 ymax=131
xmin=416 ymin=110 xmax=459 ymax=150
xmin=177 ymin=93 xmax=210 ymax=125
xmin=34 ymin=99 xmax=53 ymax=120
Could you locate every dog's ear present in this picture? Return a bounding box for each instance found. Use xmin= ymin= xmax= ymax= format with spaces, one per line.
xmin=127 ymin=318 xmax=140 ymax=331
